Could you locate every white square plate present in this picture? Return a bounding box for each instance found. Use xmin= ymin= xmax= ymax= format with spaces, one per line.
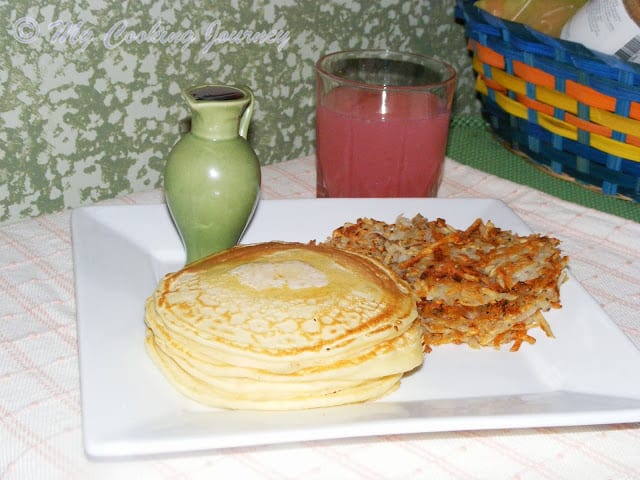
xmin=71 ymin=198 xmax=640 ymax=458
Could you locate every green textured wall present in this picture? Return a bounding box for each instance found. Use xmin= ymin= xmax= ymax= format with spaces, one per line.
xmin=0 ymin=0 xmax=477 ymax=224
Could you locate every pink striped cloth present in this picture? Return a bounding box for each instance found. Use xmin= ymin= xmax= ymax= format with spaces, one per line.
xmin=1 ymin=156 xmax=638 ymax=479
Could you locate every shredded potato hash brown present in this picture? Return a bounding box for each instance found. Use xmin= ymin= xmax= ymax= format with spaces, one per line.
xmin=322 ymin=215 xmax=568 ymax=352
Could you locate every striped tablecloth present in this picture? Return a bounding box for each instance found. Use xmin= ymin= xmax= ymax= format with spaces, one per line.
xmin=1 ymin=156 xmax=639 ymax=479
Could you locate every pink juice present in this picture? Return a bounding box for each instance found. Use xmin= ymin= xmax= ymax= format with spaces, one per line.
xmin=316 ymin=86 xmax=451 ymax=197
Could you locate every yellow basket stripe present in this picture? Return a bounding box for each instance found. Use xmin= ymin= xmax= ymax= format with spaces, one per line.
xmin=490 ymin=68 xmax=526 ymax=95
xmin=476 ymin=61 xmax=578 ymax=114
xmin=472 ymin=55 xmax=484 ymax=74
xmin=476 ymin=61 xmax=640 ymax=140
xmin=493 ymin=88 xmax=529 ymax=121
xmin=534 ymin=86 xmax=577 ymax=114
xmin=591 ymin=135 xmax=640 ymax=162
xmin=475 ymin=75 xmax=488 ymax=96
xmin=537 ymin=113 xmax=578 ymax=140
xmin=590 ymin=109 xmax=640 ymax=138
xmin=480 ymin=85 xmax=640 ymax=163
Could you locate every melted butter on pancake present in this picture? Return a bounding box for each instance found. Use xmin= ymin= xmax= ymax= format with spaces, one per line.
xmin=230 ymin=260 xmax=328 ymax=290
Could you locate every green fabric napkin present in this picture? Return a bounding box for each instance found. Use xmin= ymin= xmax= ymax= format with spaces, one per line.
xmin=446 ymin=115 xmax=640 ymax=223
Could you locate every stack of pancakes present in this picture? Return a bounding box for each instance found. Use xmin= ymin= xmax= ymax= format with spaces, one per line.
xmin=145 ymin=242 xmax=424 ymax=410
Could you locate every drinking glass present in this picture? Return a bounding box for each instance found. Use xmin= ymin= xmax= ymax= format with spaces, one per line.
xmin=315 ymin=50 xmax=456 ymax=197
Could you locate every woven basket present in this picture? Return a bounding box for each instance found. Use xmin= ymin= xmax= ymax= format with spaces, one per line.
xmin=455 ymin=0 xmax=640 ymax=202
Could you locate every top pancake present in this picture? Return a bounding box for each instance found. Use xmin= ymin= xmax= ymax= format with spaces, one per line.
xmin=147 ymin=241 xmax=418 ymax=374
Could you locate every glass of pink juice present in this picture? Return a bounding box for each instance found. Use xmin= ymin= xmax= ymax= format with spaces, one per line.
xmin=315 ymin=50 xmax=456 ymax=197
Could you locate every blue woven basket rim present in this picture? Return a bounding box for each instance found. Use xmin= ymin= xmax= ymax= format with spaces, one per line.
xmin=455 ymin=0 xmax=640 ymax=85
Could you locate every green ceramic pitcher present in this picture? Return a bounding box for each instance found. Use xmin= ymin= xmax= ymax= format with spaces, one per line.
xmin=164 ymin=84 xmax=261 ymax=264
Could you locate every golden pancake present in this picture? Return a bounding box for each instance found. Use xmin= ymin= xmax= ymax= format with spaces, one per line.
xmin=147 ymin=313 xmax=424 ymax=383
xmin=147 ymin=337 xmax=404 ymax=410
xmin=145 ymin=241 xmax=424 ymax=410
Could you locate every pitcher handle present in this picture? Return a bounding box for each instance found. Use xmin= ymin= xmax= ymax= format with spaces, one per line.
xmin=238 ymin=86 xmax=254 ymax=140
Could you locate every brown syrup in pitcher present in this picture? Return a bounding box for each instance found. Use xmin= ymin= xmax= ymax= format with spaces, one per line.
xmin=190 ymin=85 xmax=246 ymax=102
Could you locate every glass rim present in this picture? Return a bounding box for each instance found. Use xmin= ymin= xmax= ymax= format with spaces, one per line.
xmin=315 ymin=49 xmax=456 ymax=91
